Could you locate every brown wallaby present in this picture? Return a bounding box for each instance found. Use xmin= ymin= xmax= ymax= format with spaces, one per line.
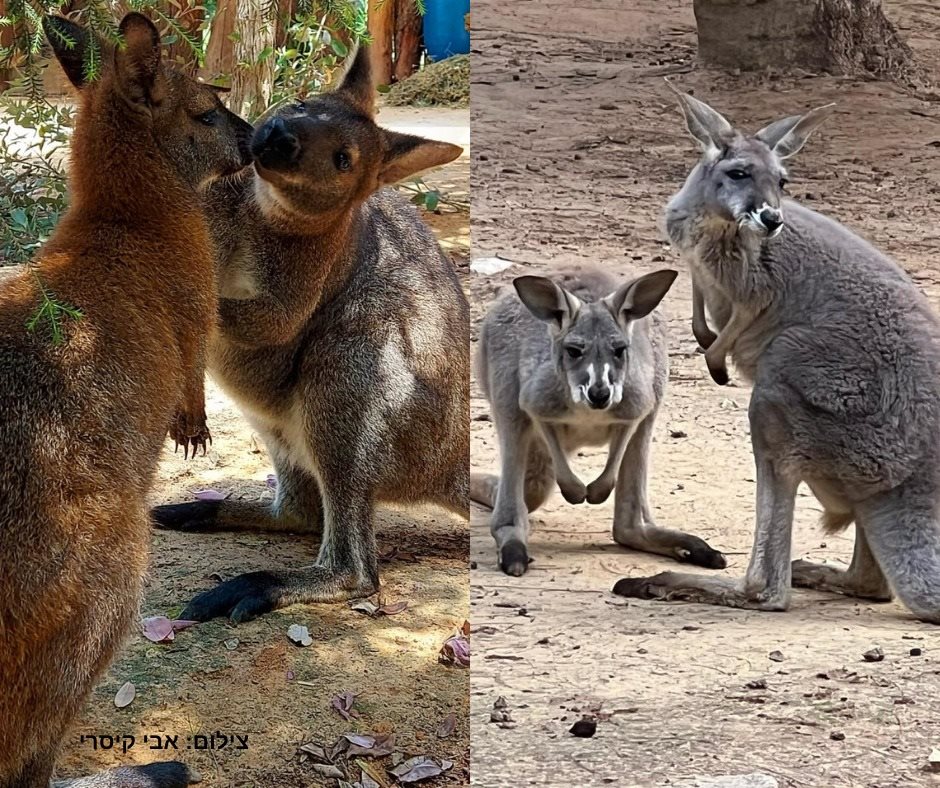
xmin=152 ymin=47 xmax=469 ymax=623
xmin=0 ymin=14 xmax=251 ymax=787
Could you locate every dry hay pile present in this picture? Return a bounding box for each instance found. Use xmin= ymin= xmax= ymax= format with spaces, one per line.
xmin=385 ymin=54 xmax=469 ymax=108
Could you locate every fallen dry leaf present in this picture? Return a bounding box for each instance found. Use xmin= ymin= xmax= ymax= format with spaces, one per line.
xmin=312 ymin=763 xmax=345 ymax=779
xmin=331 ymin=690 xmax=360 ymax=721
xmin=436 ymin=712 xmax=457 ymax=738
xmin=193 ymin=489 xmax=226 ymax=501
xmin=439 ymin=634 xmax=470 ymax=667
xmin=141 ymin=616 xmax=198 ymax=644
xmin=287 ymin=623 xmax=313 ymax=647
xmin=378 ymin=600 xmax=409 ymax=616
xmin=351 ymin=600 xmax=380 ymax=617
xmin=390 ymin=755 xmax=453 ymax=783
xmin=114 ymin=681 xmax=135 ymax=709
xmin=344 ymin=732 xmax=395 ymax=758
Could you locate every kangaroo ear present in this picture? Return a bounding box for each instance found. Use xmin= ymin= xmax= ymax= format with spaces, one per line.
xmin=604 ymin=269 xmax=678 ymax=325
xmin=666 ymin=79 xmax=733 ymax=158
xmin=379 ymin=130 xmax=462 ymax=185
xmin=113 ymin=13 xmax=161 ymax=108
xmin=514 ymin=276 xmax=581 ymax=332
xmin=756 ymin=103 xmax=835 ymax=159
xmin=43 ymin=16 xmax=90 ymax=89
xmin=335 ymin=44 xmax=374 ymax=115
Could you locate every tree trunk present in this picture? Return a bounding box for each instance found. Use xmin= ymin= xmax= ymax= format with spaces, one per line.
xmin=229 ymin=0 xmax=276 ymax=119
xmin=0 ymin=0 xmax=11 ymax=91
xmin=394 ymin=0 xmax=422 ymax=83
xmin=368 ymin=0 xmax=394 ymax=87
xmin=165 ymin=1 xmax=205 ymax=74
xmin=693 ymin=0 xmax=915 ymax=79
xmin=204 ymin=0 xmax=237 ymax=81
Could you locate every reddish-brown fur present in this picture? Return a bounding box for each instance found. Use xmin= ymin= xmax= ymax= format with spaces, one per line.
xmin=0 ymin=13 xmax=249 ymax=786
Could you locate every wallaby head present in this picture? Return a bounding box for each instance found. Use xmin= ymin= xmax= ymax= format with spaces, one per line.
xmin=513 ymin=270 xmax=677 ymax=410
xmin=44 ymin=13 xmax=252 ymax=191
xmin=667 ymin=81 xmax=834 ymax=238
xmin=249 ymin=45 xmax=463 ymax=232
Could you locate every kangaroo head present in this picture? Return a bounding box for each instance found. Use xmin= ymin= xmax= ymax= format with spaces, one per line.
xmin=44 ymin=13 xmax=252 ymax=189
xmin=514 ymin=270 xmax=677 ymax=411
xmin=249 ymin=45 xmax=463 ymax=232
xmin=668 ymin=81 xmax=834 ymax=238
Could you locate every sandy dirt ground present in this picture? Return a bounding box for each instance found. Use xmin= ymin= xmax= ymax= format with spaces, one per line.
xmin=470 ymin=2 xmax=940 ymax=786
xmin=47 ymin=106 xmax=471 ymax=787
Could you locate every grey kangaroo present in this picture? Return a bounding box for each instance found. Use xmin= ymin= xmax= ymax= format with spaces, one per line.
xmin=614 ymin=88 xmax=940 ymax=624
xmin=471 ymin=267 xmax=726 ymax=576
xmin=152 ymin=47 xmax=469 ymax=623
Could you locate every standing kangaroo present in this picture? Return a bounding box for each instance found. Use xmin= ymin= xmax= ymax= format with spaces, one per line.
xmin=0 ymin=13 xmax=251 ymax=788
xmin=152 ymin=47 xmax=469 ymax=623
xmin=614 ymin=89 xmax=940 ymax=624
xmin=471 ymin=267 xmax=726 ymax=576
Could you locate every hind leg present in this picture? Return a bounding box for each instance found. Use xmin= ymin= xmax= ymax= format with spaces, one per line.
xmin=153 ymin=431 xmax=323 ymax=535
xmin=857 ymin=482 xmax=940 ymax=623
xmin=612 ymin=411 xmax=726 ymax=569
xmin=792 ymin=526 xmax=892 ymax=601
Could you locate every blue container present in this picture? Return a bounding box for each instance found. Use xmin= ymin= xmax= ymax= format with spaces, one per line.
xmin=423 ymin=0 xmax=470 ymax=62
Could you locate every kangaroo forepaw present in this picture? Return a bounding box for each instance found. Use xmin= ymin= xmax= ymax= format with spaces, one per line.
xmin=586 ymin=477 xmax=615 ymax=505
xmin=694 ymin=327 xmax=718 ymax=352
xmin=169 ymin=409 xmax=211 ymax=460
xmin=499 ymin=539 xmax=531 ymax=577
xmin=559 ymin=479 xmax=587 ymax=505
xmin=706 ymin=359 xmax=729 ymax=386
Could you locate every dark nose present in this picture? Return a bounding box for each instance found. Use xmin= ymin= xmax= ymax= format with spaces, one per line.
xmin=759 ymin=208 xmax=783 ymax=234
xmin=251 ymin=117 xmax=301 ymax=169
xmin=587 ymin=383 xmax=611 ymax=409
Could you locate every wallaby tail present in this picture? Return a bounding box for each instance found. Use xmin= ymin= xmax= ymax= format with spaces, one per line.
xmin=53 ymin=762 xmax=199 ymax=788
xmin=856 ymin=482 xmax=940 ymax=624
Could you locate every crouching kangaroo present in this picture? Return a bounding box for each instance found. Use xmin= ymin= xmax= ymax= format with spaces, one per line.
xmin=152 ymin=47 xmax=469 ymax=623
xmin=470 ymin=267 xmax=726 ymax=576
xmin=615 ymin=89 xmax=940 ymax=624
xmin=0 ymin=13 xmax=251 ymax=787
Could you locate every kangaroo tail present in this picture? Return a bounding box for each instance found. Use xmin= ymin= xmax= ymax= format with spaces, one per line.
xmin=857 ymin=482 xmax=940 ymax=624
xmin=470 ymin=473 xmax=499 ymax=509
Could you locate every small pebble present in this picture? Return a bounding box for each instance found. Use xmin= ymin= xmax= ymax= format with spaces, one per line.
xmin=569 ymin=718 xmax=597 ymax=738
xmin=830 ymin=731 xmax=845 ymax=741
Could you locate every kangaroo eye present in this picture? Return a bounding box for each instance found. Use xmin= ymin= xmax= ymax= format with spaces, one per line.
xmin=779 ymin=177 xmax=789 ymax=189
xmin=197 ymin=110 xmax=217 ymax=126
xmin=726 ymin=169 xmax=748 ymax=180
xmin=565 ymin=346 xmax=583 ymax=360
xmin=334 ymin=150 xmax=352 ymax=171
xmin=613 ymin=345 xmax=626 ymax=358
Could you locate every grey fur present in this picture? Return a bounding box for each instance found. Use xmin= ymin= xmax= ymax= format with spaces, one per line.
xmin=471 ymin=266 xmax=726 ymax=576
xmin=614 ymin=92 xmax=940 ymax=624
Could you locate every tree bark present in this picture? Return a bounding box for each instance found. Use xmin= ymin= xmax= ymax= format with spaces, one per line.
xmin=229 ymin=0 xmax=276 ymax=119
xmin=368 ymin=0 xmax=394 ymax=86
xmin=204 ymin=0 xmax=237 ymax=81
xmin=693 ymin=0 xmax=915 ymax=79
xmin=394 ymin=0 xmax=422 ymax=83
xmin=165 ymin=1 xmax=205 ymax=74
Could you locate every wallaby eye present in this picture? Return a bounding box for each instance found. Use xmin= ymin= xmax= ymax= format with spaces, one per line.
xmin=334 ymin=150 xmax=352 ymax=172
xmin=613 ymin=345 xmax=626 ymax=359
xmin=197 ymin=110 xmax=217 ymax=127
xmin=565 ymin=346 xmax=583 ymax=360
xmin=779 ymin=177 xmax=789 ymax=189
xmin=726 ymin=169 xmax=748 ymax=181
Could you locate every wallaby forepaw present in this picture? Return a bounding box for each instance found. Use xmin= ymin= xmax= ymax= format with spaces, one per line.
xmin=586 ymin=478 xmax=615 ymax=505
xmin=675 ymin=538 xmax=727 ymax=570
xmin=499 ymin=539 xmax=531 ymax=577
xmin=169 ymin=409 xmax=212 ymax=460
xmin=182 ymin=570 xmax=284 ymax=623
xmin=559 ymin=481 xmax=587 ymax=505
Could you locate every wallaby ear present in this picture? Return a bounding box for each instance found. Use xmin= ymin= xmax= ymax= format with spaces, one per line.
xmin=113 ymin=13 xmax=161 ymax=107
xmin=604 ymin=269 xmax=678 ymax=325
xmin=335 ymin=44 xmax=374 ymax=115
xmin=379 ymin=130 xmax=463 ymax=185
xmin=514 ymin=276 xmax=581 ymax=332
xmin=43 ymin=15 xmax=90 ymax=89
xmin=756 ymin=103 xmax=835 ymax=159
xmin=666 ymin=79 xmax=733 ymax=158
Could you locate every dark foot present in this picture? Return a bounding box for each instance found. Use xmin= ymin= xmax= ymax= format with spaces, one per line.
xmin=182 ymin=571 xmax=285 ymax=623
xmin=612 ymin=574 xmax=668 ymax=600
xmin=499 ymin=539 xmax=530 ymax=577
xmin=152 ymin=500 xmax=221 ymax=531
xmin=676 ymin=537 xmax=727 ymax=570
